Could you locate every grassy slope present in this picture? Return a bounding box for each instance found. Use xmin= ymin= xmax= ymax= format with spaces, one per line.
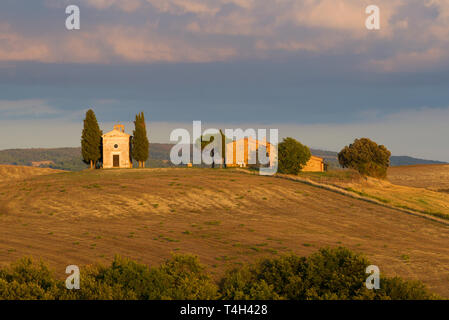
xmin=0 ymin=166 xmax=448 ymax=296
xmin=298 ymin=166 xmax=449 ymax=220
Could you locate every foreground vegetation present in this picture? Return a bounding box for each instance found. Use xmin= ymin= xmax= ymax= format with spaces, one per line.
xmin=0 ymin=247 xmax=436 ymax=300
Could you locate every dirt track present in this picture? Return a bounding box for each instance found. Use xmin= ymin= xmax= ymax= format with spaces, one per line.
xmin=1 ymin=167 xmax=449 ymax=297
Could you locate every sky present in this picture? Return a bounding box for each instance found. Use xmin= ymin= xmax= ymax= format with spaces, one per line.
xmin=0 ymin=0 xmax=449 ymax=161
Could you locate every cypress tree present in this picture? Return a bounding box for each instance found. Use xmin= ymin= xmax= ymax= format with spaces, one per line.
xmin=132 ymin=112 xmax=150 ymax=168
xmin=81 ymin=109 xmax=102 ymax=169
xmin=200 ymin=131 xmax=226 ymax=168
xmin=220 ymin=129 xmax=226 ymax=168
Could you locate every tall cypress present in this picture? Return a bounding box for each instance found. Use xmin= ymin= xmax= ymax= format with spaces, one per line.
xmin=220 ymin=129 xmax=226 ymax=168
xmin=132 ymin=112 xmax=149 ymax=168
xmin=81 ymin=109 xmax=102 ymax=169
xmin=200 ymin=130 xmax=226 ymax=168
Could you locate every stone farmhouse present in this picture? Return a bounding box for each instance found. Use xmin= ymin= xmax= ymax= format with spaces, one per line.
xmin=225 ymin=136 xmax=276 ymax=168
xmin=301 ymin=155 xmax=325 ymax=172
xmin=225 ymin=137 xmax=324 ymax=172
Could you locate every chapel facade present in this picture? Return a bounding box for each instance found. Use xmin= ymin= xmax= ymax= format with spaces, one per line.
xmin=102 ymin=124 xmax=132 ymax=168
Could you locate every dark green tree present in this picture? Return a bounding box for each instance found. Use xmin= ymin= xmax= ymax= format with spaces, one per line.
xmin=200 ymin=135 xmax=215 ymax=168
xmin=132 ymin=112 xmax=150 ymax=168
xmin=219 ymin=130 xmax=226 ymax=168
xmin=81 ymin=109 xmax=102 ymax=169
xmin=199 ymin=130 xmax=227 ymax=168
xmin=338 ymin=138 xmax=391 ymax=178
xmin=278 ymin=137 xmax=311 ymax=175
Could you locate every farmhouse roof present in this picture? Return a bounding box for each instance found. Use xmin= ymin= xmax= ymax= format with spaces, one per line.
xmin=226 ymin=136 xmax=274 ymax=147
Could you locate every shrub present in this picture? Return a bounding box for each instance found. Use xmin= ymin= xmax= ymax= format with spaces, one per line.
xmin=0 ymin=249 xmax=437 ymax=300
xmin=62 ymin=256 xmax=152 ymax=300
xmin=155 ymin=254 xmax=219 ymax=300
xmin=218 ymin=247 xmax=435 ymax=300
xmin=0 ymin=257 xmax=63 ymax=300
xmin=300 ymin=247 xmax=372 ymax=299
xmin=375 ymin=277 xmax=437 ymax=300
xmin=219 ymin=266 xmax=282 ymax=300
xmin=278 ymin=138 xmax=311 ymax=175
xmin=338 ymin=138 xmax=391 ymax=178
xmin=63 ymin=254 xmax=218 ymax=300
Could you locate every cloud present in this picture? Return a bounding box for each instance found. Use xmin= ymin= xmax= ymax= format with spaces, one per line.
xmin=99 ymin=24 xmax=237 ymax=63
xmin=0 ymin=99 xmax=59 ymax=117
xmin=0 ymin=99 xmax=87 ymax=121
xmin=0 ymin=24 xmax=50 ymax=62
xmin=0 ymin=0 xmax=446 ymax=70
xmin=368 ymin=48 xmax=448 ymax=72
xmin=81 ymin=0 xmax=142 ymax=12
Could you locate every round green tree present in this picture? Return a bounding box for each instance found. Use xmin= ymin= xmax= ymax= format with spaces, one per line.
xmin=278 ymin=137 xmax=311 ymax=175
xmin=338 ymin=138 xmax=391 ymax=178
xmin=81 ymin=109 xmax=102 ymax=169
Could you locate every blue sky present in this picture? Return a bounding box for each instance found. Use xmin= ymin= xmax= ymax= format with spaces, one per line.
xmin=1 ymin=0 xmax=449 ymax=161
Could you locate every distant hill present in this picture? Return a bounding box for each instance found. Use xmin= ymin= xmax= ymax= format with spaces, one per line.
xmin=0 ymin=145 xmax=445 ymax=171
xmin=389 ymin=156 xmax=447 ymax=167
xmin=0 ymin=147 xmax=86 ymax=171
xmin=309 ymin=149 xmax=340 ymax=168
xmin=0 ymin=144 xmax=176 ymax=171
xmin=308 ymin=149 xmax=447 ymax=168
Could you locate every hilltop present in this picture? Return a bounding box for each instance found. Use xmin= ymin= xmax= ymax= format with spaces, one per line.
xmin=0 ymin=145 xmax=445 ymax=171
xmin=0 ymin=166 xmax=448 ymax=297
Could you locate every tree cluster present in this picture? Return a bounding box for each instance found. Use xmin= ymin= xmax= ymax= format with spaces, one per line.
xmin=0 ymin=247 xmax=435 ymax=300
xmin=81 ymin=109 xmax=149 ymax=169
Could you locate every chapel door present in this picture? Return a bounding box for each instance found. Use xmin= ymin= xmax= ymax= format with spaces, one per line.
xmin=113 ymin=155 xmax=120 ymax=167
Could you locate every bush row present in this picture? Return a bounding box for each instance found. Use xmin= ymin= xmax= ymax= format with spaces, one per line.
xmin=0 ymin=247 xmax=437 ymax=300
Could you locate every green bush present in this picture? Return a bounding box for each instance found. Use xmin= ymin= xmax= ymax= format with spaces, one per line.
xmin=218 ymin=247 xmax=436 ymax=300
xmin=375 ymin=277 xmax=436 ymax=300
xmin=219 ymin=266 xmax=282 ymax=300
xmin=278 ymin=137 xmax=311 ymax=175
xmin=63 ymin=254 xmax=218 ymax=300
xmin=338 ymin=138 xmax=391 ymax=178
xmin=0 ymin=257 xmax=63 ymax=300
xmin=0 ymin=249 xmax=437 ymax=300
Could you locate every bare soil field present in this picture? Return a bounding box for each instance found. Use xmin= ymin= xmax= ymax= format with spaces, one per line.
xmin=388 ymin=164 xmax=449 ymax=191
xmin=0 ymin=165 xmax=62 ymax=182
xmin=1 ymin=166 xmax=449 ymax=297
